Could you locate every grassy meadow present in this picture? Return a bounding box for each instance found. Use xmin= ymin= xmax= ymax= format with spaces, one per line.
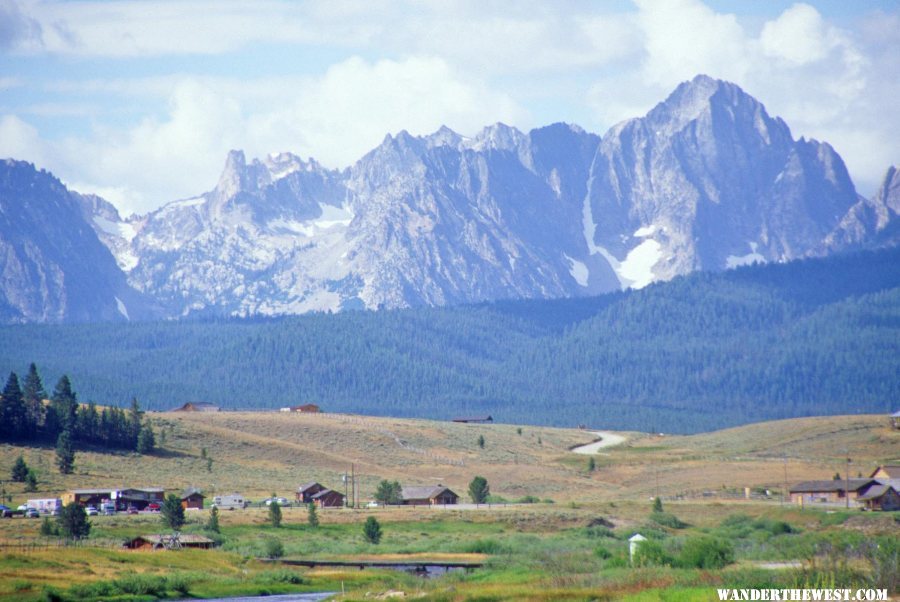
xmin=0 ymin=412 xmax=897 ymax=601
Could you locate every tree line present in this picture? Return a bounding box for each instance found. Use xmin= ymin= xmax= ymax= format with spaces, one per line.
xmin=0 ymin=364 xmax=155 ymax=473
xmin=0 ymin=246 xmax=897 ymax=433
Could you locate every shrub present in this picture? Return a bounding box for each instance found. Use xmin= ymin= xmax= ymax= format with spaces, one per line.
xmin=594 ymin=545 xmax=612 ymax=559
xmin=264 ymin=537 xmax=284 ymax=559
xmin=633 ymin=539 xmax=674 ymax=567
xmin=516 ymin=495 xmax=540 ymax=504
xmin=363 ymin=516 xmax=382 ymax=544
xmin=464 ymin=539 xmax=510 ymax=554
xmin=650 ymin=511 xmax=688 ymax=529
xmin=678 ymin=536 xmax=735 ymax=569
xmin=260 ymin=570 xmax=306 ymax=584
xmin=268 ymin=501 xmax=282 ymax=528
xmin=57 ymin=502 xmax=90 ymax=540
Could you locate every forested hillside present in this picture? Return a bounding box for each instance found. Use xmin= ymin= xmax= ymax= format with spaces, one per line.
xmin=0 ymin=247 xmax=897 ymax=433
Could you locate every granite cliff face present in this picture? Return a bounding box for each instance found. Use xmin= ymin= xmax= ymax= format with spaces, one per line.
xmin=0 ymin=160 xmax=154 ymax=323
xmin=2 ymin=75 xmax=896 ymax=322
xmin=582 ymin=75 xmax=864 ymax=291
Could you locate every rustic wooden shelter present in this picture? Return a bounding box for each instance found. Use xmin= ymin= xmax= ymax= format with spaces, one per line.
xmin=400 ymin=485 xmax=459 ymax=506
xmin=311 ymin=488 xmax=345 ymax=508
xmin=857 ymin=485 xmax=900 ymax=511
xmin=296 ymin=481 xmax=327 ymax=504
xmin=181 ymin=488 xmax=205 ymax=510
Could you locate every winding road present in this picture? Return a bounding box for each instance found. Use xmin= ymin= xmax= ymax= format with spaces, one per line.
xmin=570 ymin=431 xmax=627 ymax=454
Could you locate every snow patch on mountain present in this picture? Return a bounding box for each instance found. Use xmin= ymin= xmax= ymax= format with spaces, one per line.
xmin=726 ymin=242 xmax=766 ymax=268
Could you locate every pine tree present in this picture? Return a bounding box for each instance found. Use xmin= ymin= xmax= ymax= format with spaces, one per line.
xmin=477 ymin=435 xmax=485 ymax=449
xmin=11 ymin=456 xmax=28 ymax=482
xmin=307 ymin=502 xmax=319 ymax=528
xmin=268 ymin=500 xmax=282 ymax=528
xmin=206 ymin=506 xmax=220 ymax=533
xmin=652 ymin=496 xmax=663 ymax=513
xmin=127 ymin=398 xmax=143 ymax=449
xmin=588 ymin=457 xmax=596 ymax=472
xmin=0 ymin=372 xmax=26 ymax=441
xmin=50 ymin=376 xmax=78 ymax=436
xmin=22 ymin=363 xmax=46 ymax=439
xmin=137 ymin=423 xmax=156 ymax=454
xmin=161 ymin=494 xmax=185 ymax=530
xmin=56 ymin=429 xmax=75 ymax=474
xmin=24 ymin=469 xmax=38 ymax=492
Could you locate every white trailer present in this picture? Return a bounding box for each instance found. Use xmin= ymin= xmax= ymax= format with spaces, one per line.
xmin=211 ymin=494 xmax=246 ymax=510
xmin=27 ymin=498 xmax=62 ymax=514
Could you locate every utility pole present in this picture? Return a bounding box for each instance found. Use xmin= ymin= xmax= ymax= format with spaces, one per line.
xmin=782 ymin=454 xmax=788 ymax=507
xmin=845 ymin=456 xmax=851 ymax=509
xmin=351 ymin=463 xmax=356 ymax=509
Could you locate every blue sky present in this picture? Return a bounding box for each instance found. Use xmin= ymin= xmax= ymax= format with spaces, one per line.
xmin=1 ymin=0 xmax=898 ymax=214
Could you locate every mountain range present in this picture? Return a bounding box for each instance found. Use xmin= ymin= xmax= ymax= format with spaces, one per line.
xmin=1 ymin=74 xmax=898 ymax=323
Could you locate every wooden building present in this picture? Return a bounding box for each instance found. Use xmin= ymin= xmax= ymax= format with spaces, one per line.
xmin=857 ymin=485 xmax=900 ymax=511
xmin=63 ymin=488 xmax=120 ymax=507
xmin=869 ymin=465 xmax=900 ymax=480
xmin=170 ymin=402 xmax=220 ymax=412
xmin=296 ymin=482 xmax=327 ymax=504
xmin=311 ymin=488 xmax=345 ymax=508
xmin=181 ymin=488 xmax=205 ymax=510
xmin=891 ymin=411 xmax=900 ymax=430
xmin=125 ymin=534 xmax=215 ymax=550
xmin=789 ymin=479 xmax=880 ymax=505
xmin=400 ymin=485 xmax=459 ymax=506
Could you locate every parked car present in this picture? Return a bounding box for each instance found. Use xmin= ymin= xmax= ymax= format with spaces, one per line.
xmin=16 ymin=504 xmax=28 ymax=512
xmin=85 ymin=506 xmax=99 ymax=516
xmin=24 ymin=508 xmax=39 ymax=518
xmin=147 ymin=503 xmax=161 ymax=512
xmin=127 ymin=506 xmax=138 ymax=515
xmin=0 ymin=504 xmax=11 ymax=518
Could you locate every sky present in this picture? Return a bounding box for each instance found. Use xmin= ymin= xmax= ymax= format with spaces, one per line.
xmin=0 ymin=0 xmax=898 ymax=216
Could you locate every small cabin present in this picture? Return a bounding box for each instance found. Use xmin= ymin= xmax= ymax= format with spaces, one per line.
xmin=296 ymin=482 xmax=327 ymax=504
xmin=181 ymin=488 xmax=205 ymax=510
xmin=400 ymin=485 xmax=459 ymax=506
xmin=311 ymin=488 xmax=345 ymax=508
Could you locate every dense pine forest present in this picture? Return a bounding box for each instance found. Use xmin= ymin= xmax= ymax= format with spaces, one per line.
xmin=0 ymin=246 xmax=897 ymax=433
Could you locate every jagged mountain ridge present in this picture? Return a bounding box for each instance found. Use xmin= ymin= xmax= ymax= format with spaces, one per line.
xmin=0 ymin=160 xmax=156 ymax=323
xmin=3 ymin=74 xmax=897 ymax=322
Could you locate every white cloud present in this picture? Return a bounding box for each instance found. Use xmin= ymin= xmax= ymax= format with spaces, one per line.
xmin=760 ymin=3 xmax=832 ymax=65
xmin=0 ymin=114 xmax=50 ymax=167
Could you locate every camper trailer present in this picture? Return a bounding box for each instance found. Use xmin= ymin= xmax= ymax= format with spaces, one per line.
xmin=211 ymin=494 xmax=246 ymax=510
xmin=27 ymin=498 xmax=62 ymax=514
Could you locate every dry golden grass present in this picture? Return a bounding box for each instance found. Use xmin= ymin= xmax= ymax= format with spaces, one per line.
xmin=0 ymin=412 xmax=896 ymax=513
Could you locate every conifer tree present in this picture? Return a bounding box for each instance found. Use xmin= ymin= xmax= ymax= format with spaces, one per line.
xmin=22 ymin=363 xmax=45 ymax=438
xmin=56 ymin=429 xmax=75 ymax=474
xmin=206 ymin=505 xmax=220 ymax=533
xmin=137 ymin=423 xmax=156 ymax=454
xmin=127 ymin=398 xmax=143 ymax=449
xmin=161 ymin=494 xmax=186 ymax=530
xmin=24 ymin=469 xmax=38 ymax=492
xmin=0 ymin=372 xmax=26 ymax=440
xmin=268 ymin=500 xmax=282 ymax=528
xmin=50 ymin=376 xmax=78 ymax=436
xmin=11 ymin=455 xmax=28 ymax=482
xmin=307 ymin=502 xmax=319 ymax=528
